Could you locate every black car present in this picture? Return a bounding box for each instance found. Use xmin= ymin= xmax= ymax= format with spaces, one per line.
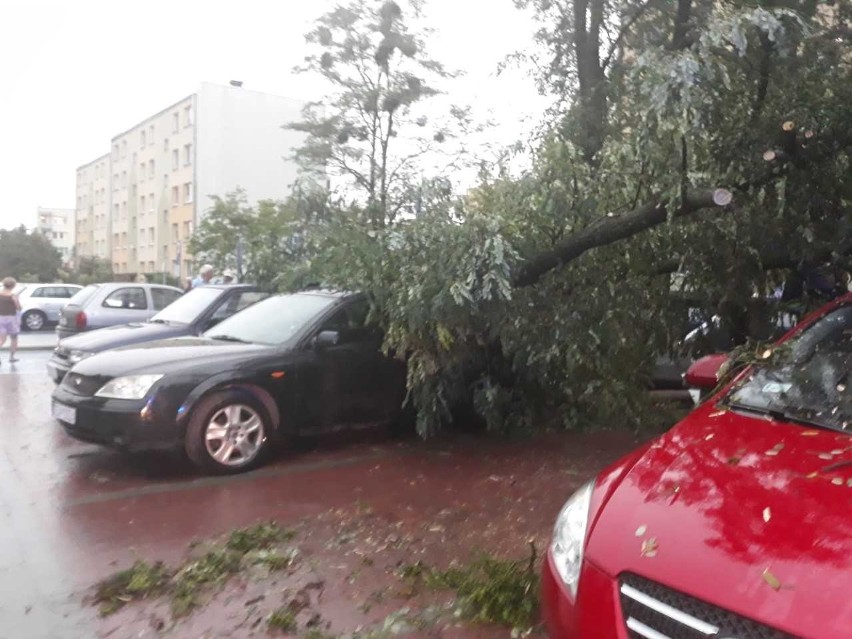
xmin=47 ymin=285 xmax=268 ymax=384
xmin=51 ymin=291 xmax=407 ymax=473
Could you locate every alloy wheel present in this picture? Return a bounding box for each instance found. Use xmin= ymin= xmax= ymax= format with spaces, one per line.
xmin=204 ymin=404 xmax=265 ymax=467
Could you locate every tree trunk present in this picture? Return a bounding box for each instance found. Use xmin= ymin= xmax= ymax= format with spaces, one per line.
xmin=511 ymin=189 xmax=733 ymax=288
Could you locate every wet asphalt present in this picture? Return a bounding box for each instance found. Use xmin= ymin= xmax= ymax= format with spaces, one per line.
xmin=0 ymin=351 xmax=410 ymax=638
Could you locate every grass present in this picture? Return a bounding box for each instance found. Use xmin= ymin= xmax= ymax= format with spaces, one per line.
xmin=399 ymin=546 xmax=539 ymax=630
xmin=226 ymin=521 xmax=295 ymax=553
xmin=93 ymin=522 xmax=297 ymax=618
xmin=267 ymin=606 xmax=298 ymax=632
xmin=93 ymin=560 xmax=171 ymax=615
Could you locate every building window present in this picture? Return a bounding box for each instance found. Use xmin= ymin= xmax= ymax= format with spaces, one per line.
xmin=149 ymin=159 xmax=155 ymax=176
xmin=171 ymin=186 xmax=179 ymax=207
xmin=141 ymin=130 xmax=146 ymax=147
xmin=149 ymin=193 xmax=155 ymax=212
xmin=171 ymin=223 xmax=179 ymax=241
xmin=172 ymin=112 xmax=179 ymax=133
xmin=149 ymin=227 xmax=155 ymax=245
xmin=112 ymin=144 xmax=119 ymax=160
xmin=121 ymin=141 xmax=127 ymax=158
xmin=113 ymin=204 xmax=119 ymax=218
xmin=122 ymin=171 xmax=127 ymax=187
xmin=163 ymin=173 xmax=169 ymax=185
xmin=183 ymin=183 xmax=193 ymax=204
xmin=140 ymin=195 xmax=146 ymax=212
xmin=149 ymin=125 xmax=154 ymax=145
xmin=184 ymin=105 xmax=193 ymax=127
xmin=183 ymin=144 xmax=192 ymax=166
xmin=172 ymin=149 xmax=179 ymax=171
xmin=164 ymin=138 xmax=169 ymax=152
xmin=139 ymin=162 xmax=146 ymax=179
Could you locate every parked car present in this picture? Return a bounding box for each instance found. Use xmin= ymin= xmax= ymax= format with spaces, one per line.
xmin=13 ymin=283 xmax=83 ymax=331
xmin=51 ymin=290 xmax=407 ymax=473
xmin=47 ymin=285 xmax=268 ymax=383
xmin=56 ymin=282 xmax=184 ymax=339
xmin=541 ymin=294 xmax=852 ymax=639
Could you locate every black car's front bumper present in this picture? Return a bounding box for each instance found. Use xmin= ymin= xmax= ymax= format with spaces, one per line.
xmin=51 ymin=385 xmax=185 ymax=453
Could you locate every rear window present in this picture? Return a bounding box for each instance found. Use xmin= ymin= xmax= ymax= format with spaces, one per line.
xmin=68 ymin=285 xmax=100 ymax=307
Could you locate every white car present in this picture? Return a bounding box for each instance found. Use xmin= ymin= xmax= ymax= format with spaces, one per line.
xmin=15 ymin=283 xmax=83 ymax=331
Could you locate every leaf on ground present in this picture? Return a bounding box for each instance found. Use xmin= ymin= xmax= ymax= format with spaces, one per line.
xmin=634 ymin=525 xmax=647 ymax=537
xmin=762 ymin=507 xmax=771 ymax=522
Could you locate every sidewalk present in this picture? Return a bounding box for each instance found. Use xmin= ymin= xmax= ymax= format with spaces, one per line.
xmin=13 ymin=330 xmax=57 ymax=351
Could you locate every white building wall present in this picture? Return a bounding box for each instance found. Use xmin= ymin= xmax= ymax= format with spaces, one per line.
xmin=194 ymin=82 xmax=307 ymax=220
xmin=36 ymin=207 xmax=76 ymax=263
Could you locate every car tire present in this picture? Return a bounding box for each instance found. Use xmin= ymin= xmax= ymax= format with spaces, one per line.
xmin=22 ymin=310 xmax=46 ymax=331
xmin=185 ymin=390 xmax=271 ymax=474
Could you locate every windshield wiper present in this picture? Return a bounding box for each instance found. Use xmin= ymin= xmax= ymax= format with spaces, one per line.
xmin=208 ymin=334 xmax=251 ymax=343
xmin=149 ymin=318 xmax=170 ymax=324
xmin=727 ymin=401 xmax=839 ymax=432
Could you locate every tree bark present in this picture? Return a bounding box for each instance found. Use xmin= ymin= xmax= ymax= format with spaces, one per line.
xmin=511 ymin=189 xmax=733 ymax=288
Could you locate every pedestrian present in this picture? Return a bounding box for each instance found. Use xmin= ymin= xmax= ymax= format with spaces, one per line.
xmin=0 ymin=277 xmax=22 ymax=364
xmin=191 ymin=264 xmax=215 ymax=288
xmin=222 ymin=268 xmax=236 ymax=285
xmin=183 ymin=277 xmax=193 ymax=293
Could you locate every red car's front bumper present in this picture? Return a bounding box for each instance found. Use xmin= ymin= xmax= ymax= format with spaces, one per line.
xmin=541 ymin=549 xmax=626 ymax=639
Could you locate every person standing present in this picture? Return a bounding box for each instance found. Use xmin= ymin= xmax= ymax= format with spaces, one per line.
xmin=0 ymin=277 xmax=22 ymax=364
xmin=191 ymin=264 xmax=215 ymax=288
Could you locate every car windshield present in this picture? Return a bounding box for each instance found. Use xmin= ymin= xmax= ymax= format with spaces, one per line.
xmin=204 ymin=293 xmax=336 ymax=345
xmin=69 ymin=284 xmax=100 ymax=306
xmin=725 ymin=304 xmax=852 ymax=434
xmin=150 ymin=287 xmax=220 ymax=325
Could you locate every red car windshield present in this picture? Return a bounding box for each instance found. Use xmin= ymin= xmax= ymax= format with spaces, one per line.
xmin=725 ymin=304 xmax=852 ymax=435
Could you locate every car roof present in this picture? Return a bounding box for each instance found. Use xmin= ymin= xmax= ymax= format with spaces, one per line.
xmin=293 ymin=288 xmax=354 ymax=299
xmin=194 ymin=284 xmax=261 ymax=291
xmin=91 ymin=282 xmax=183 ymax=290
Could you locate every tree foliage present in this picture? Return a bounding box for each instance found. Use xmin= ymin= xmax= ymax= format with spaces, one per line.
xmin=266 ymin=1 xmax=852 ymax=436
xmin=0 ymin=226 xmax=62 ymax=282
xmin=287 ymin=0 xmax=471 ymax=228
xmin=61 ymin=256 xmax=114 ymax=286
xmin=188 ymin=189 xmax=332 ymax=291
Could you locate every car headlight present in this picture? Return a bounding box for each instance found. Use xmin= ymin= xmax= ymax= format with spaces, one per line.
xmin=551 ymin=480 xmax=594 ymax=597
xmin=68 ymin=350 xmax=91 ymax=364
xmin=95 ymin=374 xmax=164 ymax=400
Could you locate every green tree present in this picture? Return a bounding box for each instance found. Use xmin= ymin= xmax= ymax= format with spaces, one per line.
xmin=287 ymin=0 xmax=469 ymax=228
xmin=292 ymin=0 xmax=852 ymax=436
xmin=188 ymin=189 xmax=332 ymax=290
xmin=0 ymin=226 xmax=62 ymax=282
xmin=61 ymin=256 xmax=114 ymax=285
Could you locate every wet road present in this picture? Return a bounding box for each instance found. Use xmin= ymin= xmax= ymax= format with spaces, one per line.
xmin=0 ymin=351 xmax=642 ymax=638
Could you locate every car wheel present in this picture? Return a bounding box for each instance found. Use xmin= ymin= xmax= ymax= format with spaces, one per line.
xmin=22 ymin=310 xmax=46 ymax=331
xmin=185 ymin=391 xmax=270 ymax=474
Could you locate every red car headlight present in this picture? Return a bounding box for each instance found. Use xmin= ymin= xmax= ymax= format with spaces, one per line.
xmin=551 ymin=481 xmax=593 ymax=597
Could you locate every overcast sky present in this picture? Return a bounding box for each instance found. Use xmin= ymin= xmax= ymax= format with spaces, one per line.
xmin=0 ymin=0 xmax=548 ymax=231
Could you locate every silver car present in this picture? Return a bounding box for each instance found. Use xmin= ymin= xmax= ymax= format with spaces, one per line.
xmin=56 ymin=282 xmax=184 ymax=339
xmin=15 ymin=283 xmax=83 ymax=331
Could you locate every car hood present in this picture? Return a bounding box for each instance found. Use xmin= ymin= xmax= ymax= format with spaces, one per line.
xmin=58 ymin=322 xmax=191 ymax=353
xmin=585 ymin=403 xmax=852 ymax=637
xmin=70 ymin=337 xmax=271 ymax=377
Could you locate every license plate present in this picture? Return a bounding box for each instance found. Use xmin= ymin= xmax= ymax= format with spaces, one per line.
xmin=52 ymin=401 xmax=76 ymax=425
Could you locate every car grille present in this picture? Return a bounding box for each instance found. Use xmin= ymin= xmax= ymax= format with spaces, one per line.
xmin=62 ymin=372 xmax=110 ymax=397
xmin=619 ymin=573 xmax=797 ymax=639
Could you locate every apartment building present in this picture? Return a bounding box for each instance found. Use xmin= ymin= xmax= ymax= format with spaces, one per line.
xmin=36 ymin=207 xmax=76 ymax=263
xmin=74 ymin=153 xmax=110 ymax=261
xmin=75 ymin=82 xmax=308 ymax=279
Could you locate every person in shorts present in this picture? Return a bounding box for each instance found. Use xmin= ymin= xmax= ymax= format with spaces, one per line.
xmin=0 ymin=276 xmax=21 ymax=363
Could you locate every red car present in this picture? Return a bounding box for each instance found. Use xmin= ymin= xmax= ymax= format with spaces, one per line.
xmin=541 ymin=295 xmax=852 ymax=638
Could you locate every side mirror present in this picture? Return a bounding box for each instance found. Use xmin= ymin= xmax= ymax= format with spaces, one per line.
xmin=315 ymin=330 xmax=341 ymax=348
xmin=684 ymin=353 xmax=728 ymax=390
